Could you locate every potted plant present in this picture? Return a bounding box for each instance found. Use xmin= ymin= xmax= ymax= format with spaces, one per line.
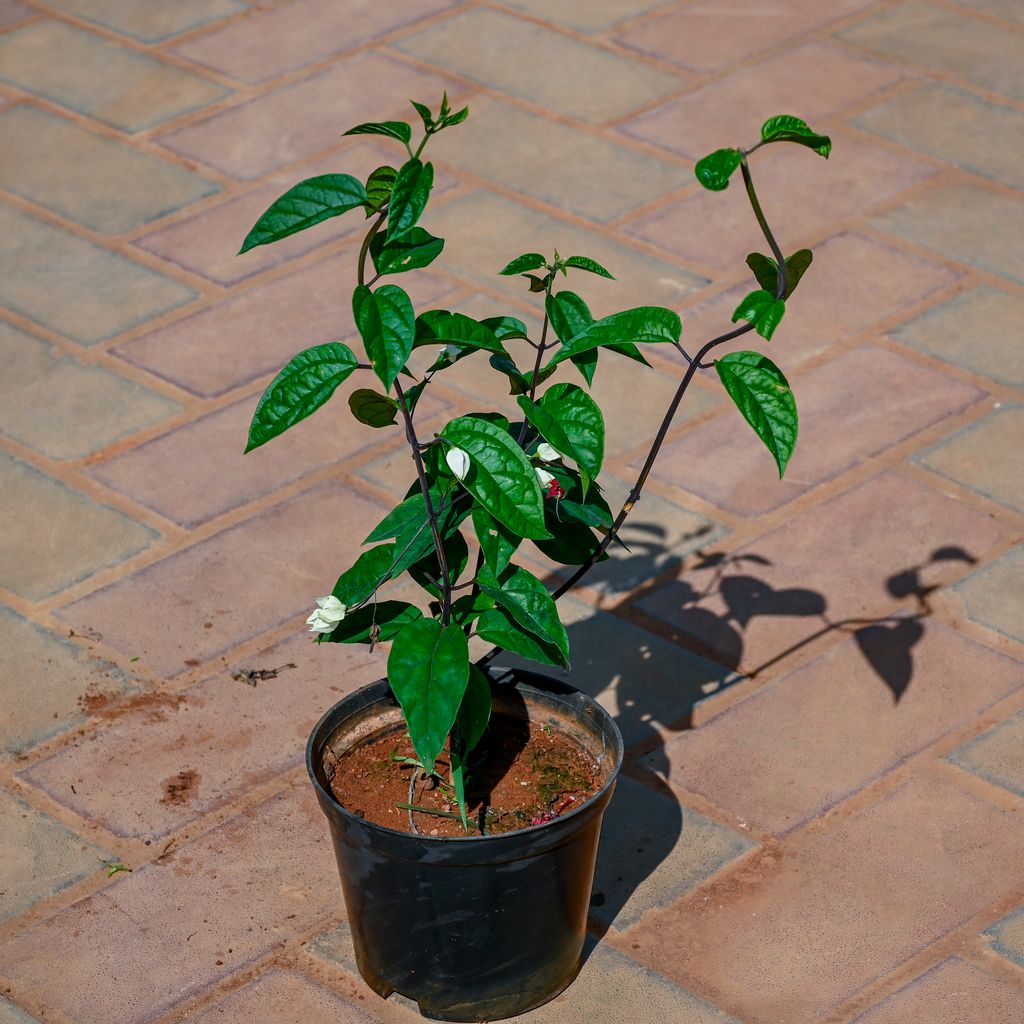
xmin=239 ymin=95 xmax=831 ymax=1021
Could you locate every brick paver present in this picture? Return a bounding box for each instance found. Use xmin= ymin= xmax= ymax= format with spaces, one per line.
xmin=3 ymin=2 xmax=1023 ymax=1022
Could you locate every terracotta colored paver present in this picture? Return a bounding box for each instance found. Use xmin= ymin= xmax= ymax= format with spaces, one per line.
xmin=45 ymin=0 xmax=247 ymax=44
xmin=628 ymin=774 xmax=1024 ymax=1023
xmin=0 ymin=785 xmax=338 ymax=1024
xmin=853 ymin=957 xmax=1024 ymax=1023
xmin=947 ymin=709 xmax=1024 ymax=799
xmin=496 ymin=0 xmax=675 ymax=34
xmin=953 ymin=544 xmax=1024 ymax=645
xmin=20 ymin=630 xmax=383 ymax=839
xmin=54 ymin=482 xmax=386 ymax=678
xmin=651 ymin=624 xmax=1024 ymax=834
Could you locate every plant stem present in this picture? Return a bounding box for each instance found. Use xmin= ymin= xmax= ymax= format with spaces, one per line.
xmin=516 ymin=272 xmax=555 ymax=446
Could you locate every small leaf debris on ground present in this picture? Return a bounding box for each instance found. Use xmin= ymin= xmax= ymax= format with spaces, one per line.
xmin=100 ymin=858 xmax=132 ymax=878
xmin=230 ymin=662 xmax=297 ymax=687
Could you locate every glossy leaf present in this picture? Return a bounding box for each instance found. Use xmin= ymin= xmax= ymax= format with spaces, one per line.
xmin=387 ymin=158 xmax=434 ymax=240
xmin=715 ymin=351 xmax=798 ymax=477
xmin=563 ymin=255 xmax=615 ymax=279
xmin=440 ymin=416 xmax=549 ymax=539
xmin=414 ymin=311 xmax=506 ymax=353
xmin=343 ymin=121 xmax=412 ymax=144
xmin=695 ymin=147 xmax=742 ymax=191
xmin=349 ymin=388 xmax=399 ymax=427
xmin=239 ymin=174 xmax=367 ymax=253
xmin=472 ymin=505 xmax=520 ymax=577
xmin=477 ymin=565 xmax=569 ymax=668
xmin=518 ymin=382 xmax=604 ymax=495
xmin=408 ymin=529 xmax=469 ymax=598
xmin=731 ymin=288 xmax=786 ymax=341
xmin=450 ymin=591 xmax=495 ymax=628
xmin=499 ymin=252 xmax=546 ymax=276
xmin=475 ymin=606 xmax=566 ymax=669
xmin=547 ymin=290 xmax=591 ymax=344
xmin=444 ymin=105 xmax=469 ymax=127
xmin=489 ymin=353 xmax=529 ymax=394
xmin=548 ymin=306 xmax=681 ymax=367
xmin=456 ymin=665 xmax=491 ymax=755
xmin=364 ymin=165 xmax=398 ymax=215
xmin=533 ymin=515 xmax=602 ymax=566
xmin=760 ymin=115 xmax=831 ymax=158
xmin=245 ymin=342 xmax=358 ymax=452
xmin=352 ymin=283 xmax=416 ymax=390
xmin=387 ymin=619 xmax=470 ymax=772
xmin=410 ymin=99 xmax=433 ymax=131
xmin=321 ymin=601 xmax=422 ymax=645
xmin=370 ymin=227 xmax=444 ymax=275
xmin=479 ymin=315 xmax=529 ymax=341
xmin=331 ymin=544 xmax=396 ymax=606
xmin=746 ymin=249 xmax=813 ymax=299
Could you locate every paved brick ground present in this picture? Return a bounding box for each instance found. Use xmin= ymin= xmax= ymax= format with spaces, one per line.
xmin=1 ymin=2 xmax=1022 ymax=1022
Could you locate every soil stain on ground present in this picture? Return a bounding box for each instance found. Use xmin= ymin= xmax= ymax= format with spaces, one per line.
xmin=160 ymin=768 xmax=200 ymax=805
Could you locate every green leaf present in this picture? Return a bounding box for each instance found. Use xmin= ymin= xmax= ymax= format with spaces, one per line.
xmin=370 ymin=227 xmax=444 ymax=276
xmin=472 ymin=505 xmax=521 ymax=577
xmin=410 ymin=99 xmax=433 ymax=131
xmin=387 ymin=158 xmax=433 ymax=240
xmin=239 ymin=174 xmax=368 ymax=253
xmin=331 ymin=544 xmax=396 ymax=606
xmin=479 ymin=315 xmax=529 ymax=341
xmin=477 ymin=565 xmax=569 ymax=668
xmin=570 ymin=349 xmax=598 ymax=386
xmin=440 ymin=415 xmax=549 ymax=539
xmin=562 ymin=255 xmax=615 ymax=279
xmin=444 ymin=106 xmax=469 ymax=127
xmin=476 ymin=606 xmax=566 ymax=669
xmin=558 ymin=497 xmax=612 ymax=530
xmin=244 ymin=342 xmax=358 ymax=452
xmin=695 ymin=148 xmax=742 ymax=191
xmin=352 ymin=283 xmax=416 ymax=390
xmin=715 ymin=351 xmax=798 ymax=477
xmin=366 ymin=489 xmax=438 ymax=542
xmin=320 ymin=601 xmax=422 ymax=645
xmin=524 ymin=274 xmax=547 ymax=293
xmin=519 ymin=382 xmax=604 ymax=496
xmin=547 ymin=290 xmax=592 ymax=344
xmin=450 ymin=591 xmax=495 ymax=628
xmin=456 ymin=665 xmax=491 ymax=754
xmin=349 ymin=388 xmax=399 ymax=427
xmin=548 ymin=306 xmax=681 ymax=367
xmin=488 ymin=354 xmax=529 ymax=394
xmin=731 ymin=288 xmax=786 ymax=341
xmin=364 ymin=165 xmax=398 ymax=215
xmin=533 ymin=515 xmax=602 ymax=566
xmin=760 ymin=115 xmax=831 ymax=158
xmin=499 ymin=252 xmax=546 ymax=276
xmin=387 ymin=619 xmax=470 ymax=773
xmin=414 ymin=311 xmax=506 ymax=353
xmin=746 ymin=249 xmax=813 ymax=300
xmin=408 ymin=530 xmax=469 ymax=598
xmin=343 ymin=121 xmax=412 ymax=144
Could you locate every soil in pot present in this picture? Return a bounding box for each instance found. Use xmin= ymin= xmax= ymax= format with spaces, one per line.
xmin=327 ymin=713 xmax=604 ymax=838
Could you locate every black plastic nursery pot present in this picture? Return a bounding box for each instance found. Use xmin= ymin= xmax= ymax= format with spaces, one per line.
xmin=306 ymin=666 xmax=624 ymax=1022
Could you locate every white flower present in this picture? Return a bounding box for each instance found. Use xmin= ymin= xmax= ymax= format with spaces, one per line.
xmin=535 ymin=466 xmax=556 ymax=488
xmin=442 ymin=344 xmax=460 ymax=362
xmin=306 ymin=595 xmax=347 ymax=633
xmin=446 ymin=446 xmax=471 ymax=480
xmin=536 ymin=442 xmax=561 ymax=463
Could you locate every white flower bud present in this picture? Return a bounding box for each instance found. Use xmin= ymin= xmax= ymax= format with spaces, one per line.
xmin=536 ymin=442 xmax=561 ymax=463
xmin=306 ymin=595 xmax=347 ymax=633
xmin=442 ymin=344 xmax=460 ymax=362
xmin=535 ymin=467 xmax=556 ymax=488
xmin=446 ymin=446 xmax=471 ymax=480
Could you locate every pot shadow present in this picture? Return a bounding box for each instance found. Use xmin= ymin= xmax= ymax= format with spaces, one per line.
xmin=510 ymin=526 xmax=978 ymax=949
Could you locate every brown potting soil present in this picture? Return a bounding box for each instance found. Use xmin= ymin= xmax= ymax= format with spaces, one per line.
xmin=328 ymin=714 xmax=604 ymax=838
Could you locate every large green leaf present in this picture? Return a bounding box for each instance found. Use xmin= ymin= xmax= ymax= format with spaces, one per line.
xmin=245 ymin=342 xmax=358 ymax=452
xmin=475 ymin=606 xmax=566 ymax=669
xmin=471 ymin=505 xmax=521 ymax=578
xmin=479 ymin=315 xmax=529 ymax=341
xmin=331 ymin=544 xmax=396 ymax=606
xmin=760 ymin=115 xmax=831 ymax=158
xmin=499 ymin=252 xmax=546 ymax=275
xmin=731 ymin=289 xmax=786 ymax=341
xmin=715 ymin=351 xmax=798 ymax=477
xmin=440 ymin=416 xmax=549 ymax=539
xmin=746 ymin=249 xmax=813 ymax=300
xmin=352 ymin=283 xmax=416 ymax=390
xmin=547 ymin=306 xmax=681 ymax=367
xmin=387 ymin=158 xmax=434 ymax=240
xmin=456 ymin=665 xmax=491 ymax=754
xmin=477 ymin=565 xmax=569 ymax=668
xmin=239 ymin=174 xmax=367 ymax=253
xmin=414 ymin=311 xmax=507 ymax=353
xmin=546 ymin=290 xmax=591 ymax=344
xmin=370 ymin=228 xmax=444 ymax=275
xmin=349 ymin=388 xmax=398 ymax=427
xmin=321 ymin=601 xmax=422 ymax=645
xmin=518 ymin=382 xmax=604 ymax=495
xmin=343 ymin=120 xmax=412 ymax=144
xmin=563 ymin=255 xmax=614 ymax=279
xmin=387 ymin=619 xmax=470 ymax=772
xmin=364 ymin=165 xmax=398 ymax=215
xmin=695 ymin=147 xmax=742 ymax=191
